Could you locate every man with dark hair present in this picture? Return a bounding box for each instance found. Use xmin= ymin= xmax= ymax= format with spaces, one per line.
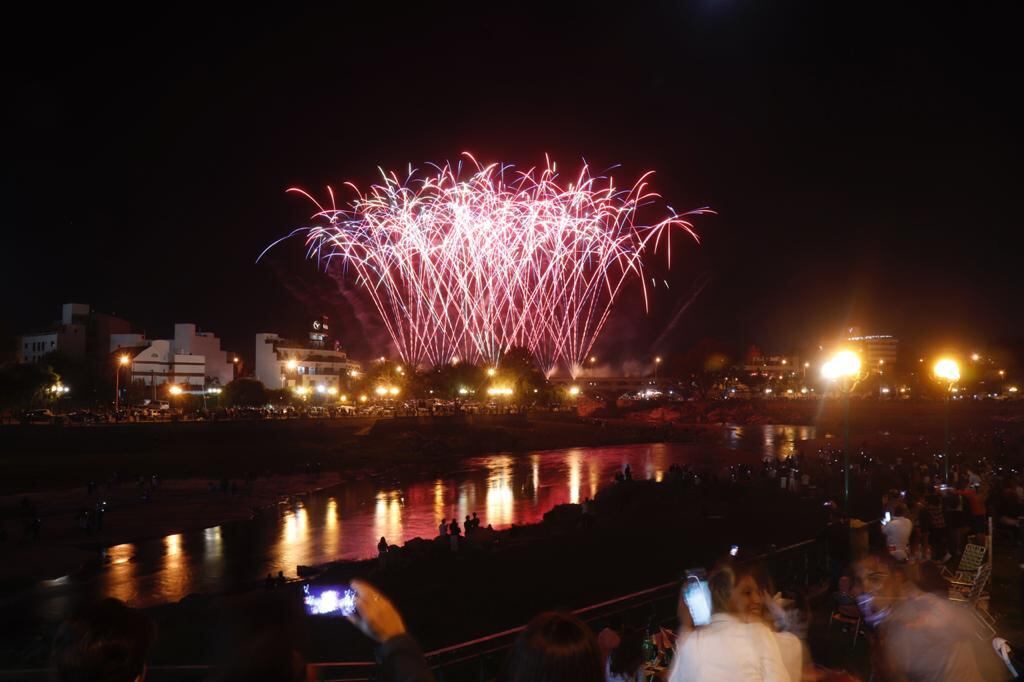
xmin=52 ymin=598 xmax=156 ymax=682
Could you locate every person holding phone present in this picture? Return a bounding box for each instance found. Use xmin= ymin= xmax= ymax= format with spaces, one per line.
xmin=346 ymin=579 xmax=433 ymax=682
xmin=668 ymin=561 xmax=790 ymax=681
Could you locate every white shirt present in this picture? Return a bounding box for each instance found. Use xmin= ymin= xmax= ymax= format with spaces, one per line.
xmin=774 ymin=631 xmax=803 ymax=682
xmin=668 ymin=613 xmax=791 ymax=682
xmin=883 ymin=516 xmax=913 ymax=560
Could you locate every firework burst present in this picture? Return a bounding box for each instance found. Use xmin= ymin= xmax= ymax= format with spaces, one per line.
xmin=261 ymin=154 xmax=708 ymax=376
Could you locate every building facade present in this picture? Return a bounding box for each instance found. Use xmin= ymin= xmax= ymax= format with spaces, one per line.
xmin=255 ymin=328 xmax=360 ymax=392
xmin=846 ymin=328 xmax=899 ymax=372
xmin=126 ymin=324 xmax=233 ymax=387
xmin=17 ymin=303 xmax=131 ymax=363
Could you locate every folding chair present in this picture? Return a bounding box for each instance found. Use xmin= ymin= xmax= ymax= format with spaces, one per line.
xmin=949 ymin=562 xmax=996 ymax=636
xmin=942 ymin=543 xmax=986 ymax=583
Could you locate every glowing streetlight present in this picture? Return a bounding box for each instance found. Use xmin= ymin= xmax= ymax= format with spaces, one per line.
xmin=316 ymin=385 xmax=326 ymax=394
xmin=359 ymin=394 xmax=368 ymax=403
xmin=348 ymin=369 xmax=359 ymax=378
xmin=568 ymin=385 xmax=580 ymax=397
xmin=821 ymin=349 xmax=863 ymax=510
xmin=375 ymin=386 xmax=388 ymax=397
xmin=388 ymin=386 xmax=400 ymax=397
xmin=970 ymin=353 xmax=980 ymax=362
xmin=327 ymin=386 xmax=338 ymax=396
xmin=286 ymin=359 xmax=298 ymax=371
xmin=486 ymin=367 xmax=496 ymax=377
xmin=115 ymin=354 xmax=131 ymax=412
xmin=168 ymin=384 xmax=183 ymax=396
xmin=654 ymin=356 xmax=662 ymax=383
xmin=933 ymin=357 xmax=960 ymax=481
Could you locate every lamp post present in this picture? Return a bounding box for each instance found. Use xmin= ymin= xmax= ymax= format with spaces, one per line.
xmin=654 ymin=356 xmax=662 ymax=384
xmin=822 ymin=350 xmax=863 ymax=511
xmin=115 ymin=355 xmax=130 ymax=413
xmin=933 ymin=358 xmax=960 ymax=482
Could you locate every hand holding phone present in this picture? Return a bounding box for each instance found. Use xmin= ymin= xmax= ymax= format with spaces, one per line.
xmin=345 ymin=579 xmax=407 ymax=643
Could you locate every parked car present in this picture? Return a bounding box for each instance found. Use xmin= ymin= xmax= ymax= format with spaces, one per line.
xmin=67 ymin=410 xmax=100 ymax=424
xmin=22 ymin=408 xmax=55 ymax=424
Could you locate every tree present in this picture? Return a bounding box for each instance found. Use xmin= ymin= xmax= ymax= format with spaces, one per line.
xmin=222 ymin=379 xmax=269 ymax=407
xmin=0 ymin=362 xmax=59 ymax=410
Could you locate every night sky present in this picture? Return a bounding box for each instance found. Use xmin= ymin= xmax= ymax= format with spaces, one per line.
xmin=3 ymin=3 xmax=1021 ymax=366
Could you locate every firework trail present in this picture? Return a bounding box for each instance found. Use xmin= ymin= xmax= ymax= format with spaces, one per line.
xmin=261 ymin=154 xmax=709 ymax=376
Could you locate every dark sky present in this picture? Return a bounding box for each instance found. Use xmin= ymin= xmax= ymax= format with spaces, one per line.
xmin=2 ymin=2 xmax=1020 ymax=365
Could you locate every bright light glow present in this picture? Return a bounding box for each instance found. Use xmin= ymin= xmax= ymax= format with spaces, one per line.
xmin=486 ymin=386 xmax=514 ymax=397
xmin=327 ymin=386 xmax=338 ymax=396
xmin=880 ymin=387 xmax=890 ymax=394
xmin=786 ymin=389 xmax=793 ymax=394
xmin=800 ymin=387 xmax=809 ymax=394
xmin=821 ymin=350 xmax=861 ymax=381
xmin=348 ymin=369 xmax=358 ymax=378
xmin=286 ymin=359 xmax=298 ymax=370
xmin=764 ymin=388 xmax=773 ymax=394
xmin=119 ymin=355 xmax=131 ymax=366
xmin=568 ymin=386 xmax=580 ymax=397
xmin=933 ymin=358 xmax=960 ymax=383
xmin=655 ymin=356 xmax=662 ymax=364
xmin=207 ymin=387 xmax=222 ymax=395
xmin=375 ymin=386 xmax=387 ymax=396
xmin=1010 ymin=387 xmax=1019 ymax=393
xmin=803 ymin=362 xmax=810 ymax=368
xmin=781 ymin=359 xmax=787 ymax=365
xmin=971 ymin=353 xmax=980 ymax=361
xmin=999 ymin=370 xmax=1006 ymax=377
xmin=293 ymin=386 xmax=308 ymax=396
xmin=316 ymin=384 xmax=326 ymax=394
xmin=458 ymin=386 xmax=469 ymax=395
xmin=486 ymin=368 xmax=496 ymax=377
xmin=233 ymin=357 xmax=240 ymax=363
xmin=396 ymin=366 xmax=404 ymax=374
xmin=340 ymin=393 xmax=347 ymax=401
xmin=266 ymin=157 xmax=707 ymax=375
xmin=168 ymin=385 xmax=183 ymax=396
xmin=388 ymin=386 xmax=400 ymax=396
xmin=359 ymin=394 xmax=368 ymax=402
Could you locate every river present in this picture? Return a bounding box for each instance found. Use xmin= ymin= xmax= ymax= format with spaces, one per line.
xmin=2 ymin=424 xmax=815 ymax=628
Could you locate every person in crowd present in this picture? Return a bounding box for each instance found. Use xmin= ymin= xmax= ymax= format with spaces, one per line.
xmin=882 ymin=503 xmax=912 ymax=562
xmin=345 ymin=579 xmax=434 ymax=682
xmin=471 ymin=512 xmax=480 ymax=529
xmin=438 ymin=518 xmax=446 ymax=539
xmin=264 ymin=573 xmax=275 ymax=590
xmin=449 ymin=518 xmax=461 ymax=551
xmin=854 ymin=554 xmax=997 ymax=680
xmin=606 ymin=627 xmax=644 ymax=682
xmin=51 ymin=597 xmax=156 ymax=682
xmin=750 ymin=569 xmax=807 ymax=682
xmin=960 ymin=477 xmax=989 ymax=546
xmin=464 ymin=515 xmax=473 ymax=537
xmin=668 ymin=560 xmax=789 ymax=681
xmin=923 ymin=492 xmax=951 ymax=563
xmin=378 ymin=536 xmax=389 ymax=565
xmin=596 ymin=614 xmax=622 ymax=666
xmin=502 ymin=611 xmax=604 ymax=682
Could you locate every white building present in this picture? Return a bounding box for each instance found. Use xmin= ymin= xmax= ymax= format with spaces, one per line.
xmin=846 ymin=328 xmax=899 ymax=372
xmin=130 ymin=340 xmax=206 ymax=387
xmin=127 ymin=323 xmax=233 ymax=387
xmin=255 ymin=332 xmax=360 ymax=391
xmin=17 ymin=303 xmax=130 ymax=363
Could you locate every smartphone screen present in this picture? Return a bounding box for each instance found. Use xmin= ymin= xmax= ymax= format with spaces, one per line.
xmin=882 ymin=511 xmax=891 ymax=526
xmin=303 ymin=584 xmax=356 ymax=616
xmin=682 ymin=571 xmax=712 ymax=626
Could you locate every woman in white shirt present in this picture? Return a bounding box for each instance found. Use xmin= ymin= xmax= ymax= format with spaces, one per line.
xmin=668 ymin=562 xmax=791 ymax=682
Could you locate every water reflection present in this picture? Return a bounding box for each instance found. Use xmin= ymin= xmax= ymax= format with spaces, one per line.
xmin=725 ymin=424 xmax=817 ymax=461
xmin=29 ymin=431 xmax=819 ymax=620
xmin=486 ymin=456 xmax=515 ymax=527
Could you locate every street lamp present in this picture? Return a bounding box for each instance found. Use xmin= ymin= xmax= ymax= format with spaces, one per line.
xmin=654 ymin=356 xmax=662 ymax=384
xmin=933 ymin=357 xmax=960 ymax=482
xmin=822 ymin=349 xmax=862 ymax=511
xmin=115 ymin=355 xmax=130 ymax=412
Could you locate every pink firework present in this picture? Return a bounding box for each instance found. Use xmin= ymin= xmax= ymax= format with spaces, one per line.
xmin=262 ymin=154 xmax=708 ymax=376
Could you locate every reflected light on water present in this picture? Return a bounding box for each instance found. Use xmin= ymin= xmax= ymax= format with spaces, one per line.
xmin=433 ymin=479 xmax=445 ymax=523
xmin=531 ymin=455 xmax=540 ymax=502
xmin=324 ymin=498 xmax=339 ymax=557
xmin=103 ymin=543 xmax=137 ymax=604
xmin=486 ymin=455 xmax=514 ymax=527
xmin=374 ymin=491 xmax=403 ymax=545
xmin=568 ymin=450 xmax=581 ymax=504
xmin=160 ymin=534 xmax=186 ymax=602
